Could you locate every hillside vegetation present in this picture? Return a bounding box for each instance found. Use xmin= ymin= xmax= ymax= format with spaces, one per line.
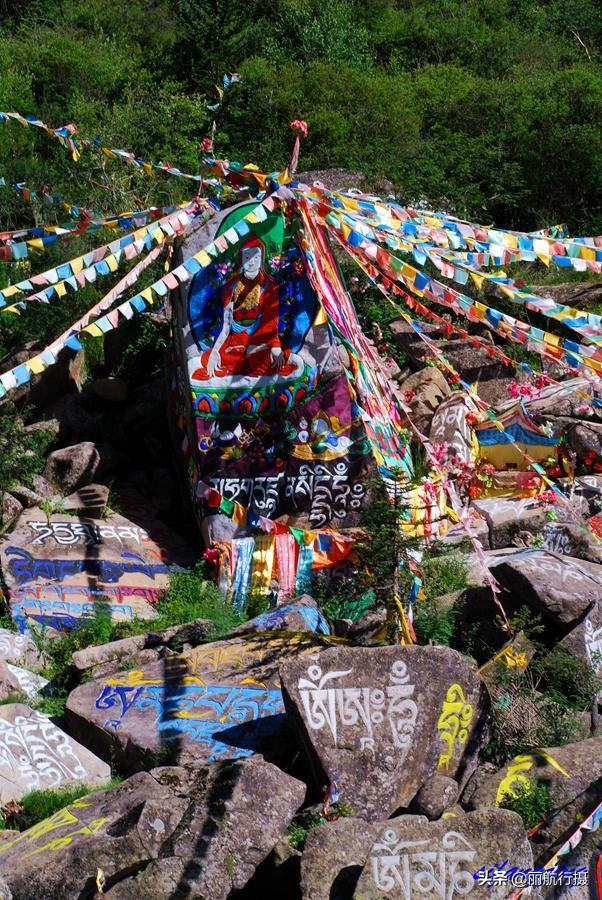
xmin=0 ymin=0 xmax=599 ymax=234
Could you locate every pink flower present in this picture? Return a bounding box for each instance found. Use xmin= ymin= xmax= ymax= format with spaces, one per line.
xmin=199 ymin=137 xmax=214 ymax=152
xmin=290 ymin=119 xmax=308 ymax=138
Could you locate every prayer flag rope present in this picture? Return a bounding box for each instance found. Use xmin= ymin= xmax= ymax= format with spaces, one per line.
xmin=0 ymin=190 xmax=285 ymax=396
xmin=0 ymin=203 xmax=203 ymax=314
xmin=333 ymin=228 xmax=601 ymax=545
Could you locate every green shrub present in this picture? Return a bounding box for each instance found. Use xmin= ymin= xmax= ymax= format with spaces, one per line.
xmin=0 ymin=402 xmax=55 ymax=502
xmin=532 ymin=647 xmax=602 ymax=711
xmin=413 ymin=599 xmax=457 ymax=647
xmin=422 ymin=555 xmax=468 ymax=599
xmin=500 ymin=779 xmax=549 ymax=830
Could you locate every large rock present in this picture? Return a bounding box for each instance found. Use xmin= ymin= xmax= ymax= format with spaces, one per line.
xmin=0 ymin=704 xmax=110 ymax=804
xmin=471 ymin=496 xmax=548 ymax=549
xmin=0 ymin=494 xmax=23 ymax=528
xmin=0 ymin=507 xmax=193 ymax=630
xmin=560 ymin=601 xmax=602 ymax=694
xmin=66 ymin=632 xmax=338 ymax=771
xmin=43 ymin=442 xmax=101 ymax=493
xmin=468 ymin=737 xmax=602 ymax=813
xmin=280 ymin=645 xmax=489 ymax=821
xmin=490 ymin=550 xmax=602 ymax=626
xmin=232 ymin=595 xmax=330 ymax=637
xmin=412 ymin=774 xmax=459 ymax=819
xmin=354 ymin=808 xmax=531 ymax=898
xmin=71 ymin=617 xmax=214 ymax=679
xmin=0 ymin=756 xmax=305 ymax=900
xmin=429 ymin=392 xmax=479 ymax=465
xmin=398 ymin=368 xmax=450 ymax=433
xmin=0 ymin=629 xmax=45 ymax=671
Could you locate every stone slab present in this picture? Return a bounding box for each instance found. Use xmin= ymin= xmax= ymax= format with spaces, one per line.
xmin=0 ymin=508 xmax=194 ymax=631
xmin=280 ymin=644 xmax=489 ymax=821
xmin=0 ymin=704 xmax=111 ymax=804
xmin=66 ymin=632 xmax=343 ymax=771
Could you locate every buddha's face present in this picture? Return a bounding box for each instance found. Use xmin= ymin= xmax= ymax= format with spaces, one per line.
xmin=241 ymin=245 xmax=262 ymax=280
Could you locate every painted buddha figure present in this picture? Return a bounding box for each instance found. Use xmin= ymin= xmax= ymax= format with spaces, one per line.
xmin=192 ymin=240 xmax=304 ymax=382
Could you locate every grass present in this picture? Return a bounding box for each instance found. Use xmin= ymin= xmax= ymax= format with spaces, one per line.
xmin=1 ymin=778 xmax=123 ymax=831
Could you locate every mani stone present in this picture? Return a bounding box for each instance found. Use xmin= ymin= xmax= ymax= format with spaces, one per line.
xmin=398 ymin=367 xmax=450 ymax=434
xmin=232 ymin=595 xmax=331 ymax=636
xmin=354 ymin=807 xmax=531 ymax=899
xmin=0 ymin=507 xmax=193 ymax=631
xmin=468 ymin=737 xmax=602 ymax=815
xmin=65 ymin=632 xmax=335 ymax=772
xmin=539 ymin=522 xmax=602 ymax=563
xmin=0 ymin=629 xmax=45 ymax=672
xmin=0 ymin=704 xmax=110 ymax=804
xmin=0 ymin=755 xmax=305 ymax=900
xmin=0 ymin=662 xmax=48 ymax=701
xmin=429 ymin=391 xmax=479 ymax=466
xmin=560 ymin=601 xmax=602 ymax=689
xmin=279 ymin=644 xmax=489 ymax=822
xmin=470 ymin=496 xmax=548 ymax=549
xmin=490 ymin=550 xmax=602 ymax=626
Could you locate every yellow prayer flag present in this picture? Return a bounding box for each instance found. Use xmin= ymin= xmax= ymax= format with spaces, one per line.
xmin=71 ymin=257 xmax=84 ymax=275
xmin=313 ymin=305 xmax=328 ymax=326
xmin=195 ymin=250 xmax=212 ymax=268
xmin=54 ymin=281 xmax=67 ymax=298
xmin=2 ymin=285 xmax=22 ymax=298
xmin=28 ymin=357 xmax=46 ymax=375
xmin=106 ymin=255 xmax=119 ymax=273
xmin=84 ymin=323 xmax=103 ymax=337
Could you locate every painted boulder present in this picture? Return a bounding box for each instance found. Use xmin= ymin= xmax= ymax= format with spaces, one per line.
xmin=0 ymin=756 xmax=305 ymax=900
xmin=0 ymin=704 xmax=110 ymax=804
xmin=355 ymin=808 xmax=531 ymax=899
xmin=65 ymin=632 xmax=342 ymax=771
xmin=232 ymin=595 xmax=330 ymax=636
xmin=280 ymin=644 xmax=489 ymax=821
xmin=170 ymin=198 xmax=413 ymax=549
xmin=0 ymin=508 xmax=193 ymax=631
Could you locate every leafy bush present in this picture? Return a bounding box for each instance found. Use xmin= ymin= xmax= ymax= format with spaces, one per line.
xmin=423 ymin=555 xmax=468 ymax=599
xmin=413 ymin=599 xmax=457 ymax=647
xmin=500 ymin=779 xmax=550 ymax=830
xmin=0 ymin=402 xmax=54 ymax=502
xmin=531 ymin=647 xmax=602 ymax=711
